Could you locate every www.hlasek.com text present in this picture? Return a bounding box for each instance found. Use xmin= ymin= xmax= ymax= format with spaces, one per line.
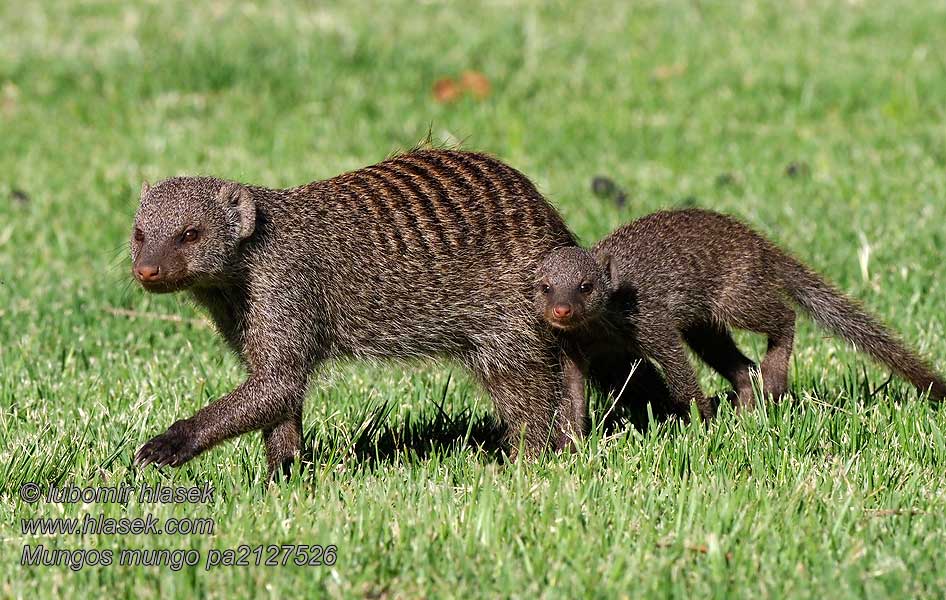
xmin=21 ymin=513 xmax=215 ymax=536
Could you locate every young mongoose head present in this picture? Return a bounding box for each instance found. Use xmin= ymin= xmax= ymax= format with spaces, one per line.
xmin=131 ymin=177 xmax=255 ymax=293
xmin=534 ymin=247 xmax=614 ymax=331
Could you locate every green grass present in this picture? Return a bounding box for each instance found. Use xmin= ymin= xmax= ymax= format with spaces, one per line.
xmin=2 ymin=0 xmax=946 ymax=597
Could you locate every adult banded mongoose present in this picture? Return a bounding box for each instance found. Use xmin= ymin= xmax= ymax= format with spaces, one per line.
xmin=534 ymin=209 xmax=946 ymax=425
xmin=130 ymin=149 xmax=579 ymax=477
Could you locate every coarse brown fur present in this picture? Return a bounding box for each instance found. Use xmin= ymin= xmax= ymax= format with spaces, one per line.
xmin=130 ymin=149 xmax=579 ymax=477
xmin=535 ymin=209 xmax=946 ymax=425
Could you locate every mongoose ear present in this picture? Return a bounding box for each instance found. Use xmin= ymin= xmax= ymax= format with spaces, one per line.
xmin=140 ymin=180 xmax=151 ymax=199
xmin=596 ymin=252 xmax=614 ymax=282
xmin=217 ymin=182 xmax=256 ymax=240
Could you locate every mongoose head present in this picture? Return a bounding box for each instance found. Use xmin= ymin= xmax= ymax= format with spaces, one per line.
xmin=131 ymin=177 xmax=255 ymax=293
xmin=534 ymin=247 xmax=613 ymax=331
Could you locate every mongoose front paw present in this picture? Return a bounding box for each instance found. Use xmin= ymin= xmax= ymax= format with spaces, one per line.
xmin=134 ymin=420 xmax=202 ymax=469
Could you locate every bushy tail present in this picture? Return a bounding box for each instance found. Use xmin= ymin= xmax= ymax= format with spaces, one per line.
xmin=777 ymin=253 xmax=946 ymax=400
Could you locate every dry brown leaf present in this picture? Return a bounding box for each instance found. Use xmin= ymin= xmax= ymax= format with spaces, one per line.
xmin=460 ymin=70 xmax=491 ymax=99
xmin=432 ymin=77 xmax=462 ymax=104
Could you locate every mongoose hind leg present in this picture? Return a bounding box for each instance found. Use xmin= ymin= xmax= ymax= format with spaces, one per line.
xmin=724 ymin=301 xmax=796 ymax=401
xmin=683 ymin=323 xmax=758 ymax=410
xmin=471 ymin=354 xmax=571 ymax=458
xmin=760 ymin=319 xmax=795 ymax=400
xmin=635 ymin=316 xmax=716 ymax=422
xmin=263 ymin=406 xmax=303 ymax=481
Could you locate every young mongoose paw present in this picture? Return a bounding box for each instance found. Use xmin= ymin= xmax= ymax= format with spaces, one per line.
xmin=134 ymin=420 xmax=203 ymax=469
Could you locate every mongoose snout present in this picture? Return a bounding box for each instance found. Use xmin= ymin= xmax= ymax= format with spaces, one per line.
xmin=534 ymin=247 xmax=613 ymax=332
xmin=130 ymin=179 xmax=255 ymax=295
xmin=133 ymin=263 xmax=162 ymax=283
xmin=552 ymin=304 xmax=572 ymax=319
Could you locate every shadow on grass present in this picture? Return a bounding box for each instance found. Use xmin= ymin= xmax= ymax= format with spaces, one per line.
xmin=299 ymin=399 xmax=509 ymax=471
xmin=295 ymin=393 xmax=688 ymax=475
xmin=266 ymin=365 xmax=939 ymax=485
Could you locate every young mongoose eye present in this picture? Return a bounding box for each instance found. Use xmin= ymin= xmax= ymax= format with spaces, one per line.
xmin=181 ymin=228 xmax=200 ymax=243
xmin=540 ymin=283 xmax=551 ymax=294
xmin=134 ymin=228 xmax=145 ymax=243
xmin=579 ymin=282 xmax=593 ymax=294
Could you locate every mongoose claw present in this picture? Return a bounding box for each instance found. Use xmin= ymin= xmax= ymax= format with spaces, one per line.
xmin=134 ymin=420 xmax=202 ymax=469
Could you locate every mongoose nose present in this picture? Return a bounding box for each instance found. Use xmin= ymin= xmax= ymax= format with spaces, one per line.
xmin=135 ymin=264 xmax=162 ymax=282
xmin=553 ymin=304 xmax=572 ymax=319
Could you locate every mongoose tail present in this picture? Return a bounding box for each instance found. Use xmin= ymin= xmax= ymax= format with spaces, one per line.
xmin=778 ymin=253 xmax=946 ymax=399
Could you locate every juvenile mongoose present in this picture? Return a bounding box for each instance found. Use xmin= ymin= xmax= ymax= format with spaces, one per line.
xmin=537 ymin=248 xmax=676 ymax=434
xmin=130 ymin=149 xmax=579 ymax=476
xmin=535 ymin=209 xmax=946 ymax=424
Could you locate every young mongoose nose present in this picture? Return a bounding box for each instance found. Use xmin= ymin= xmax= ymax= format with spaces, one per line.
xmin=553 ymin=304 xmax=572 ymax=318
xmin=135 ymin=264 xmax=162 ymax=282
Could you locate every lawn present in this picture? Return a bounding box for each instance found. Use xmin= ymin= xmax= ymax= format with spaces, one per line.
xmin=2 ymin=0 xmax=946 ymax=597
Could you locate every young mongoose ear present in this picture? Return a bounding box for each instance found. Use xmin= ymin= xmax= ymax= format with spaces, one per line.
xmin=596 ymin=252 xmax=614 ymax=283
xmin=140 ymin=180 xmax=151 ymax=199
xmin=217 ymin=182 xmax=256 ymax=240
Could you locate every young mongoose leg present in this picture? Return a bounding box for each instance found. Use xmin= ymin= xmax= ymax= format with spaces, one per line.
xmin=760 ymin=320 xmax=795 ymax=400
xmin=624 ymin=360 xmax=683 ymax=420
xmin=635 ymin=318 xmax=716 ymax=422
xmin=560 ymin=344 xmax=590 ymax=441
xmin=683 ymin=323 xmax=758 ymax=410
xmin=588 ymin=354 xmax=672 ymax=408
xmin=724 ymin=300 xmax=796 ymax=401
xmin=585 ymin=353 xmax=680 ymax=425
xmin=263 ymin=406 xmax=303 ymax=480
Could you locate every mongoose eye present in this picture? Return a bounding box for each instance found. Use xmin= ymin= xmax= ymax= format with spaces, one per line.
xmin=133 ymin=228 xmax=145 ymax=243
xmin=579 ymin=282 xmax=593 ymax=294
xmin=540 ymin=283 xmax=551 ymax=294
xmin=181 ymin=228 xmax=200 ymax=243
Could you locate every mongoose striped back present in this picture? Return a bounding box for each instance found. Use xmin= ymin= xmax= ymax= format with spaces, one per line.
xmin=131 ymin=149 xmax=581 ymax=475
